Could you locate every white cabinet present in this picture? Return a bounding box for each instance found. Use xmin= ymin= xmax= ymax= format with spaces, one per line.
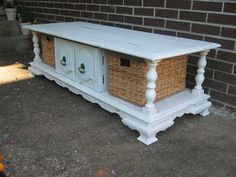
xmin=54 ymin=37 xmax=106 ymax=92
xmin=55 ymin=38 xmax=75 ymax=80
xmin=75 ymin=43 xmax=106 ymax=92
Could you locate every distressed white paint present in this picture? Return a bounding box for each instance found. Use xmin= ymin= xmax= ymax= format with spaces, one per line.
xmin=27 ymin=22 xmax=221 ymax=145
xmin=24 ymin=22 xmax=220 ymax=61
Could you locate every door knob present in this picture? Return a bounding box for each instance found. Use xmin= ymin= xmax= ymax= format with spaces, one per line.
xmin=78 ymin=63 xmax=85 ymax=73
xmin=60 ymin=56 xmax=67 ymax=66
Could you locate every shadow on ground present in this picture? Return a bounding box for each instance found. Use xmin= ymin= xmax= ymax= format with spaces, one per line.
xmin=0 ymin=20 xmax=236 ymax=177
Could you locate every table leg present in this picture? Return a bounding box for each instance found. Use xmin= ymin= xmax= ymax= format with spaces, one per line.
xmin=192 ymin=50 xmax=210 ymax=116
xmin=192 ymin=50 xmax=209 ymax=95
xmin=32 ymin=31 xmax=42 ymax=63
xmin=143 ymin=60 xmax=158 ymax=113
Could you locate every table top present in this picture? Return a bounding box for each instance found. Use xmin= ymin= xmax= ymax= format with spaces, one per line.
xmin=24 ymin=22 xmax=220 ymax=61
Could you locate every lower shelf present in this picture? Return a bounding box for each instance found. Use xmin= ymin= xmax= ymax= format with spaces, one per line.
xmin=29 ymin=61 xmax=211 ymax=145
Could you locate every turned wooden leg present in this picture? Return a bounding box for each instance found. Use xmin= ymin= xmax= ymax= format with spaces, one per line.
xmin=143 ymin=60 xmax=158 ymax=113
xmin=192 ymin=50 xmax=209 ymax=95
xmin=32 ymin=31 xmax=42 ymax=63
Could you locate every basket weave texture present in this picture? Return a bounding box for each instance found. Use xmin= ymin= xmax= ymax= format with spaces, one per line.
xmin=40 ymin=34 xmax=55 ymax=68
xmin=108 ymin=53 xmax=188 ymax=106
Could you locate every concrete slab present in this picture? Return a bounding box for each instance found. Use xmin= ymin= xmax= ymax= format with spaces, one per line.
xmin=0 ymin=21 xmax=21 ymax=36
xmin=0 ymin=76 xmax=235 ymax=177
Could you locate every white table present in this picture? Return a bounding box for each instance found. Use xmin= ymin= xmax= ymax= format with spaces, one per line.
xmin=24 ymin=22 xmax=220 ymax=145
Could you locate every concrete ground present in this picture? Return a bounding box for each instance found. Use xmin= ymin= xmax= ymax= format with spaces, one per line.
xmin=0 ymin=21 xmax=236 ymax=177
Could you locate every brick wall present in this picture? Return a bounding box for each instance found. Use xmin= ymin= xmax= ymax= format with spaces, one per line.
xmin=17 ymin=0 xmax=236 ymax=112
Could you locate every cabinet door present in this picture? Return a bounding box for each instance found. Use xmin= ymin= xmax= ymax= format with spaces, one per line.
xmin=75 ymin=43 xmax=106 ymax=92
xmin=55 ymin=38 xmax=75 ymax=80
xmin=75 ymin=43 xmax=94 ymax=83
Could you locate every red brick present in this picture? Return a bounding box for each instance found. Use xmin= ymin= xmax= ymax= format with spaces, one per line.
xmin=101 ymin=5 xmax=115 ymax=13
xmin=144 ymin=18 xmax=164 ymax=27
xmin=69 ymin=10 xmax=80 ymax=17
xmin=193 ymin=1 xmax=222 ymax=11
xmin=94 ymin=13 xmax=107 ymax=20
xmin=55 ymin=15 xmax=65 ymax=22
xmin=224 ymin=2 xmax=236 ymax=13
xmin=208 ymin=14 xmax=236 ymax=26
xmin=207 ymin=59 xmax=233 ymax=73
xmin=192 ymin=24 xmax=220 ymax=35
xmin=46 ymin=3 xmax=55 ymax=8
xmin=93 ymin=0 xmax=107 ymax=4
xmin=215 ymin=71 xmax=236 ymax=85
xmin=81 ymin=12 xmax=93 ymax=18
xmin=64 ymin=3 xmax=74 ymax=9
xmin=166 ymin=20 xmax=190 ymax=31
xmin=109 ymin=14 xmax=124 ymax=22
xmin=204 ymin=78 xmax=227 ymax=92
xmin=60 ymin=10 xmax=69 ymax=16
xmin=108 ymin=0 xmax=123 ymax=5
xmin=210 ymin=90 xmax=236 ymax=106
xmin=217 ymin=51 xmax=236 ymax=63
xmin=221 ymin=27 xmax=236 ymax=39
xmin=46 ymin=15 xmax=55 ymax=21
xmin=166 ymin=0 xmax=191 ymax=9
xmin=134 ymin=8 xmax=154 ymax=16
xmin=155 ymin=9 xmax=178 ymax=18
xmin=116 ymin=7 xmax=132 ymax=15
xmin=75 ymin=4 xmax=86 ymax=10
xmin=125 ymin=16 xmax=142 ymax=25
xmin=87 ymin=5 xmax=99 ymax=11
xmin=124 ymin=0 xmax=142 ymax=6
xmin=65 ymin=17 xmax=74 ymax=22
xmin=180 ymin=11 xmax=206 ymax=22
xmin=143 ymin=0 xmax=164 ymax=7
xmin=80 ymin=0 xmax=92 ymax=3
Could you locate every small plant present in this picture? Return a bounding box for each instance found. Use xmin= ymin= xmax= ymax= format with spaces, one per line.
xmin=17 ymin=5 xmax=31 ymax=22
xmin=4 ymin=0 xmax=15 ymax=8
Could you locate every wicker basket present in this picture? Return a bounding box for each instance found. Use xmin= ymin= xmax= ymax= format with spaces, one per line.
xmin=40 ymin=34 xmax=55 ymax=68
xmin=108 ymin=53 xmax=188 ymax=106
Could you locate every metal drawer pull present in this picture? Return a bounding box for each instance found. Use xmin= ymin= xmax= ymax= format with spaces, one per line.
xmin=60 ymin=56 xmax=67 ymax=66
xmin=78 ymin=63 xmax=85 ymax=73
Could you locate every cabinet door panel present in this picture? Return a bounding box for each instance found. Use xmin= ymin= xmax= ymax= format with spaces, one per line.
xmin=75 ymin=43 xmax=106 ymax=92
xmin=55 ymin=38 xmax=75 ymax=80
xmin=75 ymin=43 xmax=94 ymax=82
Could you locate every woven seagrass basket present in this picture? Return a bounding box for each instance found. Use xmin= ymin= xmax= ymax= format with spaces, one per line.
xmin=40 ymin=34 xmax=55 ymax=68
xmin=108 ymin=53 xmax=188 ymax=106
